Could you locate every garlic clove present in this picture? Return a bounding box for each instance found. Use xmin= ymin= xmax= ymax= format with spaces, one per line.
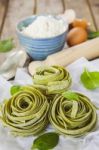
xmin=0 ymin=50 xmax=27 ymax=80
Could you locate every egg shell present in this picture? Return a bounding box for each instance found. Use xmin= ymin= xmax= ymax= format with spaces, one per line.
xmin=70 ymin=19 xmax=88 ymax=29
xmin=67 ymin=27 xmax=88 ymax=47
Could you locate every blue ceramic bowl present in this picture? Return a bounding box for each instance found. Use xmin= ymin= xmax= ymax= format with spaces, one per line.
xmin=17 ymin=15 xmax=68 ymax=60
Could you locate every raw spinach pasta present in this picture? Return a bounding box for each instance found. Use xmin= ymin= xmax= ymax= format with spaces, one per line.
xmin=33 ymin=66 xmax=72 ymax=94
xmin=49 ymin=92 xmax=97 ymax=137
xmin=1 ymin=86 xmax=49 ymax=136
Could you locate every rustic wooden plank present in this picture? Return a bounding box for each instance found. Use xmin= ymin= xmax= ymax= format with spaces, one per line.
xmin=0 ymin=0 xmax=9 ymax=65
xmin=0 ymin=0 xmax=9 ymax=36
xmin=87 ymin=0 xmax=99 ymax=30
xmin=1 ymin=0 xmax=35 ymax=46
xmin=0 ymin=0 xmax=36 ymax=65
xmin=36 ymin=0 xmax=64 ymax=14
xmin=63 ymin=0 xmax=96 ymax=31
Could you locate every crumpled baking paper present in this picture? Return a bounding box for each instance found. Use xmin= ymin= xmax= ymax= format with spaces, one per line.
xmin=0 ymin=57 xmax=99 ymax=150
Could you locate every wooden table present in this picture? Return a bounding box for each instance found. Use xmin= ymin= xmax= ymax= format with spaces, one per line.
xmin=0 ymin=0 xmax=99 ymax=64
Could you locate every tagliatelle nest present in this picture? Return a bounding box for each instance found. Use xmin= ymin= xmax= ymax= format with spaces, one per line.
xmin=49 ymin=93 xmax=97 ymax=137
xmin=33 ymin=66 xmax=72 ymax=95
xmin=1 ymin=86 xmax=49 ymax=136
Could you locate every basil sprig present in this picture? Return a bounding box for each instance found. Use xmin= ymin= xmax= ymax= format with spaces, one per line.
xmin=31 ymin=132 xmax=59 ymax=150
xmin=81 ymin=68 xmax=99 ymax=90
xmin=0 ymin=38 xmax=14 ymax=52
xmin=88 ymin=31 xmax=99 ymax=39
xmin=10 ymin=85 xmax=22 ymax=95
xmin=62 ymin=91 xmax=79 ymax=100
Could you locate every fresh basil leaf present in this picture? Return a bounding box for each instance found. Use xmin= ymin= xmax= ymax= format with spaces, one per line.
xmin=81 ymin=68 xmax=99 ymax=89
xmin=88 ymin=31 xmax=99 ymax=39
xmin=0 ymin=38 xmax=14 ymax=52
xmin=10 ymin=85 xmax=22 ymax=95
xmin=62 ymin=91 xmax=79 ymax=100
xmin=31 ymin=132 xmax=59 ymax=150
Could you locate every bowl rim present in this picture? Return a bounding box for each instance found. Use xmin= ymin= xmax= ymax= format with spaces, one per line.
xmin=16 ymin=14 xmax=68 ymax=40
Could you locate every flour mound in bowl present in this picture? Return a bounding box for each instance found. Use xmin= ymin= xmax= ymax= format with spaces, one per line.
xmin=22 ymin=15 xmax=67 ymax=38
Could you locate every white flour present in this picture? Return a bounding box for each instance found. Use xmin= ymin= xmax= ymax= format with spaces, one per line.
xmin=22 ymin=16 xmax=67 ymax=38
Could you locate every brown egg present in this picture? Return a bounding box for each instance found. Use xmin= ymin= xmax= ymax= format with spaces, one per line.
xmin=70 ymin=19 xmax=88 ymax=30
xmin=67 ymin=27 xmax=88 ymax=47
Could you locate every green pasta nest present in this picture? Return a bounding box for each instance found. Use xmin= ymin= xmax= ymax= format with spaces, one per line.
xmin=33 ymin=66 xmax=72 ymax=95
xmin=49 ymin=93 xmax=97 ymax=137
xmin=1 ymin=86 xmax=49 ymax=136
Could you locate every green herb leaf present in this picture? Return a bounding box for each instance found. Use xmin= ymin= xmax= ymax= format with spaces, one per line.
xmin=88 ymin=31 xmax=99 ymax=39
xmin=31 ymin=132 xmax=59 ymax=150
xmin=62 ymin=91 xmax=79 ymax=100
xmin=10 ymin=85 xmax=22 ymax=95
xmin=80 ymin=68 xmax=99 ymax=90
xmin=0 ymin=38 xmax=14 ymax=53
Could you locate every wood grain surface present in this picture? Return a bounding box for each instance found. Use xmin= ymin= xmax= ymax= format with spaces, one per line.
xmin=36 ymin=0 xmax=64 ymax=14
xmin=1 ymin=0 xmax=99 ymax=40
xmin=63 ymin=0 xmax=96 ymax=31
xmin=0 ymin=0 xmax=35 ymax=64
xmin=1 ymin=0 xmax=35 ymax=45
xmin=88 ymin=0 xmax=99 ymax=30
xmin=0 ymin=0 xmax=9 ymax=36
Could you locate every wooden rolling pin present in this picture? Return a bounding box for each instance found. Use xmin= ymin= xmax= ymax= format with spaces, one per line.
xmin=29 ymin=37 xmax=99 ymax=75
